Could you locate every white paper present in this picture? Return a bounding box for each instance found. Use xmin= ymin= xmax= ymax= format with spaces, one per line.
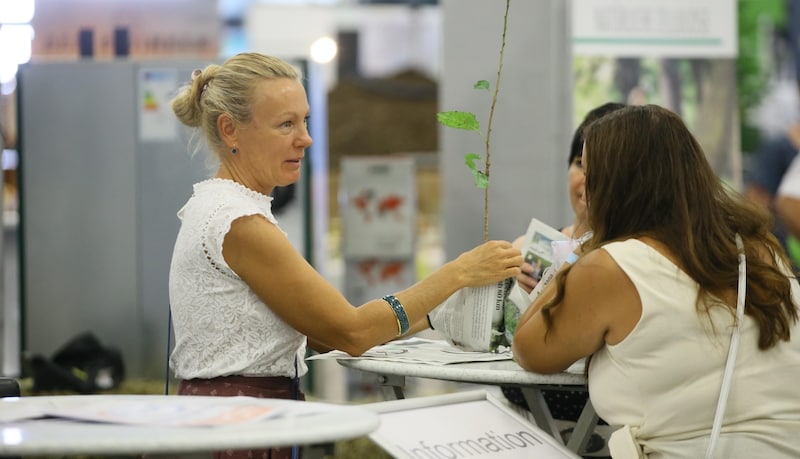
xmin=1 ymin=396 xmax=286 ymax=427
xmin=309 ymin=338 xmax=586 ymax=375
xmin=506 ymin=281 xmax=533 ymax=314
xmin=520 ymin=218 xmax=569 ymax=281
xmin=308 ymin=338 xmax=513 ymax=365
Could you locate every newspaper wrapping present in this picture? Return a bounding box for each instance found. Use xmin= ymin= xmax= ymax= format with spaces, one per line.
xmin=429 ymin=219 xmax=583 ymax=353
xmin=428 ymin=277 xmax=514 ymax=352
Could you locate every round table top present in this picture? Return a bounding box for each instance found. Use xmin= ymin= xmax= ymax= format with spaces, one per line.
xmin=0 ymin=394 xmax=380 ymax=455
xmin=338 ymin=357 xmax=586 ymax=386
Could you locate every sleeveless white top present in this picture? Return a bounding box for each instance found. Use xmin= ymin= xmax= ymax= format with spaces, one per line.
xmin=590 ymin=239 xmax=800 ymax=458
xmin=168 ymin=179 xmax=307 ymax=380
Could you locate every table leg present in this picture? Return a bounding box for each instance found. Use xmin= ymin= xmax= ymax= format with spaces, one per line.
xmin=520 ymin=386 xmax=563 ymax=445
xmin=377 ymin=374 xmax=406 ymax=400
xmin=565 ymin=398 xmax=600 ymax=453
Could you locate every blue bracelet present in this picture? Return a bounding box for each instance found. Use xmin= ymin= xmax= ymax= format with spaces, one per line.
xmin=382 ymin=295 xmax=410 ymax=336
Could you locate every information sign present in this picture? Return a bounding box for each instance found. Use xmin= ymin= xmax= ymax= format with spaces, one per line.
xmin=368 ymin=390 xmax=580 ymax=459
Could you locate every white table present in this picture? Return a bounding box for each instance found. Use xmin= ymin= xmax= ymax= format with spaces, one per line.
xmin=338 ymin=357 xmax=599 ymax=454
xmin=0 ymin=394 xmax=380 ymax=457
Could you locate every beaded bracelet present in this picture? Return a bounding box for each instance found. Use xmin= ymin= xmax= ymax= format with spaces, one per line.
xmin=381 ymin=294 xmax=410 ymax=336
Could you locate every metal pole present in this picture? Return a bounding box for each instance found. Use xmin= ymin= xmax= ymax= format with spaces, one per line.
xmin=0 ymin=123 xmax=5 ymax=375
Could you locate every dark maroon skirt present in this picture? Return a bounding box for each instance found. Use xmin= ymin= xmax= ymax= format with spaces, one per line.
xmin=178 ymin=375 xmax=305 ymax=459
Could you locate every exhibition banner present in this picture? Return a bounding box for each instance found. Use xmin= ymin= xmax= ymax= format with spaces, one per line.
xmin=572 ymin=0 xmax=737 ymax=57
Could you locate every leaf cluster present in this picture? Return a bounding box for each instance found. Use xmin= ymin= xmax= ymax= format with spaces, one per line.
xmin=435 ymin=0 xmax=511 ymax=242
xmin=436 ymin=80 xmax=491 ymax=189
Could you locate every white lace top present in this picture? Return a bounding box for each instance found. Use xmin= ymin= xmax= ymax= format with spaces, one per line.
xmin=168 ymin=179 xmax=308 ymax=380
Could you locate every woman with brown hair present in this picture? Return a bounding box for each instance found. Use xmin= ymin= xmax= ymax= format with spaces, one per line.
xmin=513 ymin=104 xmax=800 ymax=458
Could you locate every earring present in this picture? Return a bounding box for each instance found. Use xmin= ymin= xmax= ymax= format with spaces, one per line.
xmin=231 ymin=145 xmax=238 ymax=155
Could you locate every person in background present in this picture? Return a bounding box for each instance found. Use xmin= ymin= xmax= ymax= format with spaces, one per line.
xmin=502 ymin=103 xmax=625 ymax=456
xmin=744 ymin=122 xmax=800 ymax=261
xmin=168 ymin=52 xmax=522 ymax=459
xmin=774 ymin=152 xmax=800 ymax=268
xmin=513 ymin=104 xmax=800 ymax=458
xmin=776 ymin=0 xmax=800 ymax=263
xmin=744 ymin=0 xmax=800 ymax=240
xmin=514 ymin=102 xmax=625 ymax=293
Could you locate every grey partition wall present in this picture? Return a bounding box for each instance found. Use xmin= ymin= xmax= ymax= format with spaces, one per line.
xmin=19 ymin=61 xmax=142 ymax=375
xmin=17 ymin=60 xmax=311 ymax=379
xmin=441 ymin=0 xmax=573 ymax=258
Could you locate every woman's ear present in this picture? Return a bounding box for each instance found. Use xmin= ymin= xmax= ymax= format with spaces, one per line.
xmin=217 ymin=113 xmax=237 ymax=147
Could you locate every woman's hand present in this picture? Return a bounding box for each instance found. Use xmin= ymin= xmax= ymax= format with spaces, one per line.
xmin=451 ymin=240 xmax=523 ymax=287
xmin=509 ymin=234 xmax=537 ymax=293
xmin=516 ymin=262 xmax=539 ymax=293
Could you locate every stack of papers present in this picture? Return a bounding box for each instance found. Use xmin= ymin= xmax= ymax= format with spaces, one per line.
xmin=307 ymin=338 xmax=514 ymax=365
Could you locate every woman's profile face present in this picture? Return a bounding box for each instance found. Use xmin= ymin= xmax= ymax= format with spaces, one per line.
xmin=568 ymin=152 xmax=587 ymax=223
xmin=236 ymin=78 xmax=312 ymax=191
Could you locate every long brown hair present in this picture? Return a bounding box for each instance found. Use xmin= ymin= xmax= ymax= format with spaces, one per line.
xmin=542 ymin=104 xmax=797 ymax=350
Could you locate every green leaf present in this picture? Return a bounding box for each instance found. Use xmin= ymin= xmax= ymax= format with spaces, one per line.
xmin=437 ymin=111 xmax=481 ymax=131
xmin=464 ymin=153 xmax=483 ymax=170
xmin=472 ymin=170 xmax=489 ymax=189
xmin=463 ymin=153 xmax=488 ymax=188
xmin=474 ymin=80 xmax=490 ymax=91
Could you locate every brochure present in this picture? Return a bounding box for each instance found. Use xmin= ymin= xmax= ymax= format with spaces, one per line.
xmin=504 ymin=218 xmax=570 ymax=342
xmin=519 ymin=218 xmax=569 ymax=282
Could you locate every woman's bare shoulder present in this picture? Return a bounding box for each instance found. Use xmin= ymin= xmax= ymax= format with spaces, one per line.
xmin=568 ymin=245 xmax=642 ymax=345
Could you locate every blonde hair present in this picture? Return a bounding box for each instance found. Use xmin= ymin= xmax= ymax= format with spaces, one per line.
xmin=171 ymin=52 xmax=300 ymax=165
